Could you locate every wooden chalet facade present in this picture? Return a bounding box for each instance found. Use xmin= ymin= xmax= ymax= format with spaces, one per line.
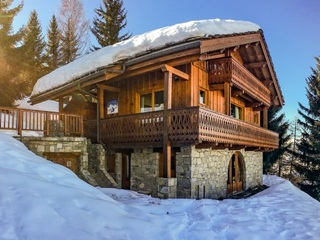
xmin=30 ymin=21 xmax=284 ymax=199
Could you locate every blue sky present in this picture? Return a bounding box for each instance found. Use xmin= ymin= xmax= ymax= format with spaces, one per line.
xmin=12 ymin=0 xmax=320 ymax=122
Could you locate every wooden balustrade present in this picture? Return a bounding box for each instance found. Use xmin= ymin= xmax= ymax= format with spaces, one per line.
xmin=197 ymin=107 xmax=278 ymax=149
xmin=0 ymin=107 xmax=83 ymax=137
xmin=207 ymin=57 xmax=271 ymax=106
xmin=87 ymin=106 xmax=278 ymax=149
xmin=99 ymin=111 xmax=164 ymax=145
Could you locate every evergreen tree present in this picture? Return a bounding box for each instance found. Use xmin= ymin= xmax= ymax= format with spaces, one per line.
xmin=20 ymin=10 xmax=46 ymax=95
xmin=91 ymin=0 xmax=131 ymax=50
xmin=0 ymin=0 xmax=24 ymax=106
xmin=295 ymin=56 xmax=320 ymax=201
xmin=45 ymin=15 xmax=62 ymax=72
xmin=58 ymin=0 xmax=89 ymax=64
xmin=263 ymin=107 xmax=291 ymax=174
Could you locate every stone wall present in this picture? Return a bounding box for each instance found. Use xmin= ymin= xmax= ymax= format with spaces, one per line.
xmin=130 ymin=148 xmax=160 ymax=196
xmin=242 ymin=151 xmax=263 ymax=188
xmin=20 ymin=136 xmax=89 ymax=170
xmin=20 ymin=137 xmax=120 ymax=188
xmin=176 ymin=145 xmax=263 ymax=199
xmin=157 ymin=178 xmax=177 ymax=198
xmin=19 ymin=136 xmax=263 ymax=200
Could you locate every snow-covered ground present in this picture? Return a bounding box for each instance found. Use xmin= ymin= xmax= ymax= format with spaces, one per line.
xmin=0 ymin=132 xmax=319 ymax=240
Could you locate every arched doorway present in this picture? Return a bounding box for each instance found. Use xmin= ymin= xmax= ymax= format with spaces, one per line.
xmin=227 ymin=152 xmax=245 ymax=194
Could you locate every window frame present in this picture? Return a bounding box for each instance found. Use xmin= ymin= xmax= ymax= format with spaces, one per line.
xmin=231 ymin=103 xmax=244 ymax=120
xmin=199 ymin=88 xmax=208 ymax=106
xmin=138 ymin=89 xmax=164 ymax=113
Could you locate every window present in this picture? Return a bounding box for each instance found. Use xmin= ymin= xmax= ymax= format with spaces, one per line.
xmin=140 ymin=90 xmax=164 ymax=112
xmin=200 ymin=90 xmax=206 ymax=105
xmin=231 ymin=104 xmax=243 ymax=120
xmin=254 ymin=113 xmax=259 ymax=124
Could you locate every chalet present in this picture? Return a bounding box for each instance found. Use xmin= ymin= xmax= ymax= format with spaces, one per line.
xmin=29 ymin=19 xmax=284 ymax=199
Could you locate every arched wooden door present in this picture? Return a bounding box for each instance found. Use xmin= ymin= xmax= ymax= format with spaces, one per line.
xmin=227 ymin=152 xmax=244 ymax=194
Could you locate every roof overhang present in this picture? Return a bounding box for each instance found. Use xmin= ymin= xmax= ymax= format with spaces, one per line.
xmin=199 ymin=31 xmax=284 ymax=107
xmin=30 ymin=31 xmax=284 ymax=107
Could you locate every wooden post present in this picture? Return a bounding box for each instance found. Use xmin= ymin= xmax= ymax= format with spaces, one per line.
xmin=80 ymin=116 xmax=84 ymax=137
xmin=98 ymin=87 xmax=105 ymax=119
xmin=224 ymin=82 xmax=231 ymax=115
xmin=45 ymin=112 xmax=50 ymax=137
xmin=263 ymin=106 xmax=268 ymax=128
xmin=63 ymin=114 xmax=68 ymax=136
xmin=59 ymin=97 xmax=64 ymax=113
xmin=163 ymin=71 xmax=172 ymax=178
xmin=96 ymin=97 xmax=101 ymax=143
xmin=17 ymin=109 xmax=23 ymax=136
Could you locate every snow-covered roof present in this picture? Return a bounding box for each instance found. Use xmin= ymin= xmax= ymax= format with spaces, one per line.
xmin=31 ymin=19 xmax=260 ymax=97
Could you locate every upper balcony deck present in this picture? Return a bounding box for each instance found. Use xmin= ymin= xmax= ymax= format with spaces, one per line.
xmin=207 ymin=57 xmax=271 ymax=106
xmin=85 ymin=106 xmax=278 ymax=150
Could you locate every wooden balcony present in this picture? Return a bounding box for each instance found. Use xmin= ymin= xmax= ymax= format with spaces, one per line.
xmin=0 ymin=107 xmax=83 ymax=137
xmin=85 ymin=106 xmax=278 ymax=150
xmin=207 ymin=57 xmax=271 ymax=106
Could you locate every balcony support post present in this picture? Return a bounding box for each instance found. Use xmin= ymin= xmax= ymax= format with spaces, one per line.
xmin=59 ymin=97 xmax=64 ymax=113
xmin=263 ymin=106 xmax=268 ymax=129
xmin=163 ymin=70 xmax=172 ymax=178
xmin=98 ymin=87 xmax=105 ymax=119
xmin=224 ymin=82 xmax=231 ymax=115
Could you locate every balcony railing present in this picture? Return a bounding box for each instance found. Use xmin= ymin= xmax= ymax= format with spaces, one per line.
xmin=0 ymin=107 xmax=83 ymax=137
xmin=207 ymin=57 xmax=271 ymax=106
xmin=85 ymin=106 xmax=278 ymax=149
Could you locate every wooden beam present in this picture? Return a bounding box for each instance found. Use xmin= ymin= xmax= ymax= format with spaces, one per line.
xmin=209 ymin=83 xmax=224 ymax=91
xmin=253 ymin=106 xmax=265 ymax=111
xmin=161 ymin=64 xmax=189 ymax=80
xmin=263 ymin=79 xmax=273 ymax=86
xmin=200 ymin=33 xmax=261 ymax=54
xmin=105 ymin=65 xmax=124 ymax=80
xmin=232 ymin=90 xmax=244 ymax=97
xmin=245 ymin=101 xmax=262 ymax=108
xmin=97 ymin=83 xmax=121 ymax=92
xmin=196 ymin=142 xmax=230 ymax=150
xmin=199 ymin=53 xmax=225 ymax=61
xmin=126 ymin=49 xmax=199 ymax=76
xmin=244 ymin=61 xmax=267 ymax=69
xmin=229 ymin=145 xmax=246 ymax=150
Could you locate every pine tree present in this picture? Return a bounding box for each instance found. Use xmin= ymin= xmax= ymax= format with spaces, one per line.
xmin=91 ymin=0 xmax=131 ymax=50
xmin=295 ymin=56 xmax=320 ymax=201
xmin=45 ymin=15 xmax=62 ymax=73
xmin=0 ymin=0 xmax=24 ymax=106
xmin=58 ymin=0 xmax=89 ymax=64
xmin=20 ymin=10 xmax=46 ymax=95
xmin=263 ymin=107 xmax=291 ymax=174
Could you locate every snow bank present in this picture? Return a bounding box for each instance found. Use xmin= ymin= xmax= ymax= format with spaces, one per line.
xmin=0 ymin=133 xmax=170 ymax=239
xmin=31 ymin=19 xmax=260 ymax=97
xmin=1 ymin=133 xmax=319 ymax=239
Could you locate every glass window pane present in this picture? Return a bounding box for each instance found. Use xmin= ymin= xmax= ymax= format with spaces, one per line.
xmin=200 ymin=90 xmax=205 ymax=104
xmin=140 ymin=93 xmax=152 ymax=112
xmin=154 ymin=91 xmax=164 ymax=111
